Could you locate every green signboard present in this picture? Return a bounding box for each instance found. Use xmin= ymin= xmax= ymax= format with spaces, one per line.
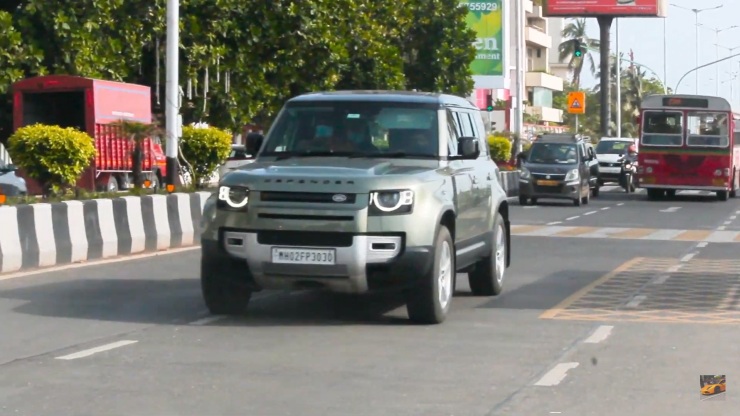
xmin=461 ymin=0 xmax=504 ymax=77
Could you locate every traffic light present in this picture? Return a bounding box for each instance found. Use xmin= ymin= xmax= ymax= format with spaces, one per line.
xmin=574 ymin=40 xmax=583 ymax=58
xmin=485 ymin=92 xmax=493 ymax=112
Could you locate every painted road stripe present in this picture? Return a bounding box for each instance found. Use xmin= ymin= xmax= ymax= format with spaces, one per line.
xmin=512 ymin=225 xmax=740 ymax=243
xmin=600 ymin=207 xmax=610 ymax=210
xmin=681 ymin=252 xmax=697 ymax=262
xmin=651 ymin=274 xmax=670 ymax=284
xmin=583 ymin=210 xmax=597 ymax=216
xmin=667 ymin=264 xmax=683 ymax=273
xmin=189 ymin=316 xmax=225 ymax=326
xmin=697 ymin=242 xmax=709 ymax=248
xmin=565 ymin=216 xmax=580 ymax=221
xmin=534 ymin=362 xmax=580 ymax=386
xmin=625 ymin=295 xmax=647 ymax=308
xmin=660 ymin=207 xmax=681 ymax=213
xmin=718 ymin=287 xmax=739 ymax=309
xmin=56 ymin=340 xmax=138 ymax=360
xmin=583 ymin=325 xmax=614 ymax=344
xmin=718 ymin=226 xmax=727 ymax=231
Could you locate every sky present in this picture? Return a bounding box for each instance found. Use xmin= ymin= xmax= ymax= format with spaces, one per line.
xmin=576 ymin=0 xmax=740 ymax=107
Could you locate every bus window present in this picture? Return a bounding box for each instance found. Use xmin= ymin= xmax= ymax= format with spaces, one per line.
xmin=642 ymin=111 xmax=683 ymax=146
xmin=687 ymin=112 xmax=729 ymax=147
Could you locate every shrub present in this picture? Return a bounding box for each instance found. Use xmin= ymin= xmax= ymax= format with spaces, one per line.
xmin=487 ymin=135 xmax=512 ymax=162
xmin=179 ymin=125 xmax=232 ymax=186
xmin=7 ymin=124 xmax=96 ymax=196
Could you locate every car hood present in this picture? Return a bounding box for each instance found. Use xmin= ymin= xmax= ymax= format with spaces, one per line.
xmin=220 ymin=157 xmax=444 ymax=192
xmin=522 ymin=163 xmax=577 ymax=174
xmin=0 ymin=171 xmax=27 ymax=195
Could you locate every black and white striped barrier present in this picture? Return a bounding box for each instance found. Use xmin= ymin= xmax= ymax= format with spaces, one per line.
xmin=498 ymin=171 xmax=520 ymax=198
xmin=0 ymin=192 xmax=211 ymax=274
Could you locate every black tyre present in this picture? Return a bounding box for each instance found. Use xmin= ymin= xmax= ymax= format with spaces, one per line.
xmin=469 ymin=213 xmax=507 ymax=296
xmin=518 ymin=195 xmax=528 ymax=205
xmin=201 ymin=260 xmax=253 ymax=315
xmin=573 ymin=188 xmax=582 ymax=206
xmin=717 ymin=190 xmax=729 ymax=201
xmin=581 ymin=191 xmax=590 ymax=205
xmin=406 ymin=225 xmax=455 ymax=324
xmin=592 ymin=186 xmax=600 ymax=197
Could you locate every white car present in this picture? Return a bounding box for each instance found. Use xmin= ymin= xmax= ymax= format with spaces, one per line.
xmin=594 ymin=137 xmax=638 ymax=185
xmin=219 ymin=145 xmax=255 ymax=179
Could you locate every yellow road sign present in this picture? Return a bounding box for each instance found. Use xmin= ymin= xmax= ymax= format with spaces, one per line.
xmin=567 ymin=91 xmax=586 ymax=114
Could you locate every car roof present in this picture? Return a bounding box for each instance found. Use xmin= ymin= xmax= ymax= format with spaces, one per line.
xmin=535 ymin=133 xmax=582 ymax=143
xmin=287 ymin=90 xmax=477 ymax=109
xmin=599 ymin=137 xmax=635 ymax=141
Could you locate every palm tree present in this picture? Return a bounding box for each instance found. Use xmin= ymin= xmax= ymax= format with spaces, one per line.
xmin=110 ymin=119 xmax=161 ymax=189
xmin=558 ymin=18 xmax=600 ymax=89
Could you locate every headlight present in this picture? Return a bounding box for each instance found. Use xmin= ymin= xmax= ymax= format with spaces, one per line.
xmin=217 ymin=185 xmax=249 ymax=210
xmin=369 ymin=190 xmax=414 ymax=215
xmin=564 ymin=169 xmax=579 ymax=182
xmin=519 ymin=167 xmax=531 ymax=180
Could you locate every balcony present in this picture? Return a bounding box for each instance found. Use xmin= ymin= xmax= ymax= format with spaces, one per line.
xmin=525 ymin=26 xmax=552 ymax=49
xmin=525 ymin=105 xmax=564 ymax=123
xmin=525 ymin=72 xmax=564 ymax=92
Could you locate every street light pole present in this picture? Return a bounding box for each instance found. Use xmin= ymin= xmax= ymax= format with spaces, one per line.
xmin=699 ymin=24 xmax=738 ymax=95
xmin=674 ymin=51 xmax=740 ymax=93
xmin=165 ymin=0 xmax=180 ymax=189
xmin=663 ymin=17 xmax=667 ymax=94
xmin=513 ymin=0 xmax=524 ymax=149
xmin=618 ymin=57 xmax=667 ymax=94
xmin=670 ymin=3 xmax=723 ymax=95
xmin=616 ymin=18 xmax=621 ymax=138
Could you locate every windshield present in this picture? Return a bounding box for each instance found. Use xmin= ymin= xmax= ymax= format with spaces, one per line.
xmin=686 ymin=111 xmax=729 ymax=147
xmin=260 ymin=102 xmax=440 ymax=158
xmin=527 ymin=143 xmax=578 ymax=164
xmin=595 ymin=140 xmax=633 ymax=155
xmin=641 ymin=111 xmax=683 ymax=146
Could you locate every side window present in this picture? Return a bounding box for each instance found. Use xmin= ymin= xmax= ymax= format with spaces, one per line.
xmin=467 ymin=111 xmax=489 ymax=158
xmin=457 ymin=112 xmax=474 ymax=136
xmin=446 ymin=110 xmax=459 ymax=156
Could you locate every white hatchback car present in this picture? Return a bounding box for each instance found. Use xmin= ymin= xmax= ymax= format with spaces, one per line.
xmin=594 ymin=137 xmax=638 ymax=185
xmin=218 ymin=144 xmax=255 ymax=178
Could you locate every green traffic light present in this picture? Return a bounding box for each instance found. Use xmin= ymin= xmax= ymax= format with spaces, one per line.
xmin=574 ymin=49 xmax=582 ymax=57
xmin=486 ymin=105 xmax=493 ymax=111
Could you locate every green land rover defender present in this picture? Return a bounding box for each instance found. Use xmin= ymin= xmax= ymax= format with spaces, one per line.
xmin=199 ymin=91 xmax=512 ymax=324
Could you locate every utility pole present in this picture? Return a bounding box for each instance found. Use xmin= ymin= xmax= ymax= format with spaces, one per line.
xmin=597 ymin=17 xmax=613 ymax=137
xmin=513 ymin=0 xmax=524 ymax=152
xmin=670 ymin=3 xmax=723 ymax=95
xmin=165 ymin=0 xmax=180 ymax=190
xmin=699 ymin=24 xmax=738 ymax=95
xmin=663 ymin=17 xmax=667 ymax=94
xmin=616 ymin=18 xmax=621 ymax=138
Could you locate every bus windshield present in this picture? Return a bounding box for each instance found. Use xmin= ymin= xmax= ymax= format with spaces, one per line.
xmin=687 ymin=111 xmax=729 ymax=147
xmin=641 ymin=111 xmax=683 ymax=146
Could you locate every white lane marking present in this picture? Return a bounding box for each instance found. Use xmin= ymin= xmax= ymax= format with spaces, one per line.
xmin=705 ymin=231 xmax=737 ymax=243
xmin=651 ymin=274 xmax=670 ymax=285
xmin=717 ymin=226 xmax=727 ymax=231
xmin=660 ymin=207 xmax=681 ymax=213
xmin=600 ymin=207 xmax=610 ymax=211
xmin=566 ymin=216 xmax=580 ymax=221
xmin=534 ymin=362 xmax=580 ymax=387
xmin=583 ymin=211 xmax=597 ymax=216
xmin=680 ymin=252 xmax=697 ymax=262
xmin=617 ymin=203 xmax=625 ymax=206
xmin=667 ymin=264 xmax=683 ymax=273
xmin=55 ymin=340 xmax=138 ymax=360
xmin=547 ymin=221 xmax=563 ymax=225
xmin=697 ymin=242 xmax=709 ymax=248
xmin=641 ymin=229 xmax=683 ymax=240
xmin=583 ymin=325 xmax=614 ymax=344
xmin=0 ymin=246 xmax=199 ymax=282
xmin=723 ymin=221 xmax=732 ymax=225
xmin=736 ymin=210 xmax=740 ymax=215
xmin=189 ymin=316 xmax=225 ymax=326
xmin=718 ymin=287 xmax=739 ymax=309
xmin=550 ymin=413 xmax=562 ymax=415
xmin=730 ymin=216 xmax=737 ymax=220
xmin=625 ymin=295 xmax=647 ymax=308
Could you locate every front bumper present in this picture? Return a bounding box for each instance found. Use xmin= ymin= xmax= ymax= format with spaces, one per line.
xmin=202 ymin=229 xmax=433 ymax=294
xmin=519 ymin=179 xmax=580 ymax=200
xmin=598 ymin=167 xmax=621 ymax=183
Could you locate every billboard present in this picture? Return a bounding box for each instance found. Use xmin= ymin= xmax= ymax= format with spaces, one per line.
xmin=461 ymin=0 xmax=505 ymax=85
xmin=543 ymin=0 xmax=667 ymax=17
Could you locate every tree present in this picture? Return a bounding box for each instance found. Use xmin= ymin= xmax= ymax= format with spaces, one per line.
xmin=558 ymin=18 xmax=599 ymax=89
xmin=110 ymin=120 xmax=161 ymax=189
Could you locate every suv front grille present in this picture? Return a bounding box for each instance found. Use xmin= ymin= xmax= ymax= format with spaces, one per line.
xmin=256 ymin=230 xmax=354 ymax=247
xmin=260 ymin=191 xmax=356 ymax=204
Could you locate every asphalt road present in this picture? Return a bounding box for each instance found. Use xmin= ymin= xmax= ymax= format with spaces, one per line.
xmin=0 ymin=185 xmax=738 ymax=415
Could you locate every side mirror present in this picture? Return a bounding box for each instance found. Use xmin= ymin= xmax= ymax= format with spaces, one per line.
xmin=454 ymin=136 xmax=480 ymax=160
xmin=245 ymin=133 xmax=264 ymax=157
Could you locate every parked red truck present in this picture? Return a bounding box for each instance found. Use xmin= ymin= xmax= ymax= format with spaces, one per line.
xmin=11 ymin=75 xmax=166 ymax=194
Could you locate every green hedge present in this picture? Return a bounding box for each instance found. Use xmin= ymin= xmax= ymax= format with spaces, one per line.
xmin=179 ymin=125 xmax=232 ymax=186
xmin=487 ymin=135 xmax=512 ymax=162
xmin=7 ymin=124 xmax=96 ymax=196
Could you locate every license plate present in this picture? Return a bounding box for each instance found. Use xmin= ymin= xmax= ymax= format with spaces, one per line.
xmin=271 ymin=247 xmax=336 ymax=265
xmin=537 ymin=180 xmax=559 ymax=186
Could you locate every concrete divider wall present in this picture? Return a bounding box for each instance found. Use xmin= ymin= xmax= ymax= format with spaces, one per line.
xmin=0 ymin=172 xmax=520 ymax=275
xmin=0 ymin=192 xmax=212 ymax=274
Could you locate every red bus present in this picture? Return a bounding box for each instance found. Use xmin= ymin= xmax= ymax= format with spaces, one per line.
xmin=637 ymin=94 xmax=740 ymax=201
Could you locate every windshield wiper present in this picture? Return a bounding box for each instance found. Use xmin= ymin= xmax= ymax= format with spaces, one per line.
xmin=348 ymin=152 xmax=437 ymax=159
xmin=274 ymin=150 xmax=354 ymax=161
